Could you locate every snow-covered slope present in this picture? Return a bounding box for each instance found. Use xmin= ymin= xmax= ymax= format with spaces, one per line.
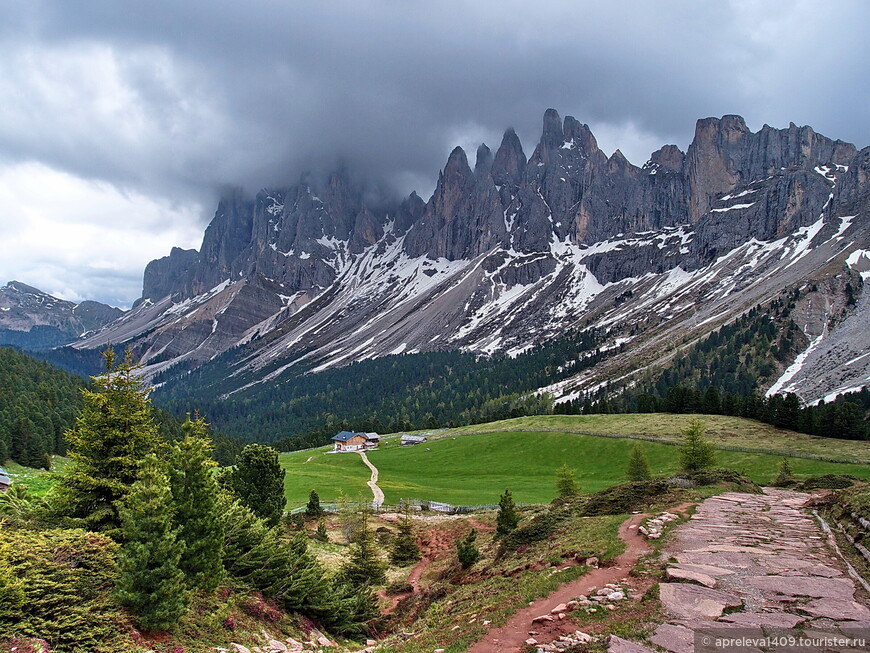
xmin=74 ymin=111 xmax=870 ymax=405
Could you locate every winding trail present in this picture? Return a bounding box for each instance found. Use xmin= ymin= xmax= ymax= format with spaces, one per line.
xmin=468 ymin=503 xmax=694 ymax=653
xmin=357 ymin=451 xmax=384 ymax=507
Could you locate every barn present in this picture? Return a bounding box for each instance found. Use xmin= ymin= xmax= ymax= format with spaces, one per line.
xmin=331 ymin=431 xmax=379 ymax=452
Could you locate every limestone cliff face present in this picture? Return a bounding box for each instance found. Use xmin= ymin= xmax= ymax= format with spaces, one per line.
xmin=139 ymin=109 xmax=860 ymax=303
xmin=76 ymin=110 xmax=868 ymax=403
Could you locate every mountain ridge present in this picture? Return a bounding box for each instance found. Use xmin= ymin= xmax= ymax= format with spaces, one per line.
xmin=0 ymin=281 xmax=124 ymax=350
xmin=71 ymin=110 xmax=869 ymax=407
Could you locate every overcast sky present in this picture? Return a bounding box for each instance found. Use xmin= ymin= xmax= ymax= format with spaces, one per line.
xmin=0 ymin=1 xmax=867 ymax=307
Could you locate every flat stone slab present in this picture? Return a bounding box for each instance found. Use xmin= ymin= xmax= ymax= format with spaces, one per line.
xmin=686 ymin=544 xmax=775 ymax=554
xmin=802 ymin=598 xmax=870 ymax=621
xmin=672 ymin=563 xmax=736 ymax=577
xmin=745 ymin=576 xmax=854 ymax=599
xmin=606 ymin=635 xmax=656 ymax=653
xmin=650 ymin=623 xmax=694 ymax=653
xmin=718 ymin=612 xmax=806 ymax=628
xmin=659 ymin=583 xmax=743 ymax=619
xmin=674 ymin=552 xmax=753 ymax=568
xmin=666 ymin=567 xmax=717 ymax=588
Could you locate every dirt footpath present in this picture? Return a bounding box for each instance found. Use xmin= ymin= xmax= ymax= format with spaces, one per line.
xmin=467 ymin=513 xmax=655 ymax=653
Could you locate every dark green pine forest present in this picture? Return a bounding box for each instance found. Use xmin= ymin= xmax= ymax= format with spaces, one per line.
xmin=0 ymin=346 xmax=85 ymax=467
xmin=0 ymin=346 xmax=241 ymax=468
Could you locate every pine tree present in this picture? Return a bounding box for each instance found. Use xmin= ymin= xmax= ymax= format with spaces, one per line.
xmin=56 ymin=348 xmax=160 ymax=538
xmin=315 ymin=520 xmax=329 ymax=542
xmin=168 ymin=414 xmax=225 ymax=592
xmin=555 ymin=463 xmax=580 ymax=497
xmin=456 ymin=528 xmax=480 ymax=569
xmin=338 ymin=510 xmax=387 ymax=587
xmin=679 ymin=418 xmax=716 ymax=473
xmin=228 ymin=443 xmax=286 ymax=526
xmin=496 ymin=489 xmax=519 ymax=536
xmin=390 ymin=505 xmax=420 ymax=565
xmin=115 ymin=454 xmax=188 ymax=631
xmin=772 ymin=457 xmax=795 ymax=486
xmin=626 ymin=444 xmax=652 ymax=482
xmin=306 ymin=489 xmax=324 ymax=518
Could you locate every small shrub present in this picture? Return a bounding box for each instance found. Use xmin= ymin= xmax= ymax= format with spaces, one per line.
xmin=581 ymin=480 xmax=673 ymax=516
xmin=503 ymin=508 xmax=568 ymax=549
xmin=496 ymin=489 xmax=519 ymax=536
xmin=556 ymin=464 xmax=580 ymax=498
xmin=240 ymin=593 xmax=282 ymax=623
xmin=770 ymin=457 xmax=796 ymax=487
xmin=0 ymin=528 xmax=130 ymax=652
xmin=797 ymin=474 xmax=858 ymax=490
xmin=456 ymin=529 xmax=480 ymax=569
xmin=315 ymin=521 xmax=329 ymax=542
xmin=626 ymin=444 xmax=652 ymax=482
xmin=384 ymin=581 xmax=413 ymax=595
xmin=686 ymin=468 xmax=760 ymax=492
xmin=305 ymin=489 xmax=323 ymax=518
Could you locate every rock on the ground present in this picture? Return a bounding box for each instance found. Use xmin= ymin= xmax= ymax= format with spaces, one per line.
xmin=802 ymin=598 xmax=870 ymax=621
xmin=650 ymin=623 xmax=695 ymax=653
xmin=658 ymin=583 xmax=742 ymax=619
xmin=745 ymin=576 xmax=854 ymax=599
xmin=606 ymin=634 xmax=657 ymax=653
xmin=665 ymin=567 xmax=717 ymax=588
xmin=718 ymin=612 xmax=806 ymax=628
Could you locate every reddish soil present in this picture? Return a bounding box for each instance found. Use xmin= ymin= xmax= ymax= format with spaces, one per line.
xmin=380 ymin=525 xmax=459 ymax=613
xmin=467 ymin=503 xmax=695 ymax=653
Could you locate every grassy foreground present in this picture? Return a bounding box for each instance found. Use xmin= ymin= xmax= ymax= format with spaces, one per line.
xmin=280 ymin=414 xmax=870 ymax=507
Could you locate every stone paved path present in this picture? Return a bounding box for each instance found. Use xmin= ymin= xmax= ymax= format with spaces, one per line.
xmin=609 ymin=489 xmax=870 ymax=653
xmin=357 ymin=451 xmax=384 ymax=507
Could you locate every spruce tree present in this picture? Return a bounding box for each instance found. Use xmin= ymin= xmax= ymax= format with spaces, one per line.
xmin=315 ymin=520 xmax=329 ymax=542
xmin=56 ymin=348 xmax=160 ymax=537
xmin=306 ymin=489 xmax=324 ymax=518
xmin=228 ymin=443 xmax=286 ymax=526
xmin=115 ymin=454 xmax=188 ymax=631
xmin=626 ymin=444 xmax=652 ymax=482
xmin=390 ymin=505 xmax=420 ymax=565
xmin=496 ymin=489 xmax=519 ymax=536
xmin=679 ymin=418 xmax=716 ymax=473
xmin=772 ymin=457 xmax=795 ymax=486
xmin=555 ymin=463 xmax=580 ymax=497
xmin=168 ymin=414 xmax=224 ymax=592
xmin=456 ymin=528 xmax=480 ymax=569
xmin=338 ymin=510 xmax=387 ymax=587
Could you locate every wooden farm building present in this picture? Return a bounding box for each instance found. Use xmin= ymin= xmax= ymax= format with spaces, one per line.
xmin=401 ymin=434 xmax=427 ymax=446
xmin=0 ymin=468 xmax=10 ymax=492
xmin=331 ymin=431 xmax=380 ymax=452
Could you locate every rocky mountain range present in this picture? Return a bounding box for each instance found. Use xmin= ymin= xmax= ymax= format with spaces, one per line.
xmin=71 ymin=110 xmax=870 ymax=406
xmin=0 ymin=281 xmax=123 ymax=350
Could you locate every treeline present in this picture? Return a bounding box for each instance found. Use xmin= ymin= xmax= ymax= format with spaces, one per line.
xmin=156 ymin=328 xmax=608 ymax=449
xmin=557 ymin=296 xmax=869 ymax=440
xmin=0 ymin=346 xmax=85 ymax=467
xmin=0 ymin=346 xmax=241 ymax=467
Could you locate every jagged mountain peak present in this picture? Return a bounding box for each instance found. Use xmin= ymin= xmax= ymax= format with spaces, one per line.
xmin=74 ymin=110 xmax=869 ymax=407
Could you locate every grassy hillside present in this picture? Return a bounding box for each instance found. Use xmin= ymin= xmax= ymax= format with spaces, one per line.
xmin=280 ymin=414 xmax=870 ymax=507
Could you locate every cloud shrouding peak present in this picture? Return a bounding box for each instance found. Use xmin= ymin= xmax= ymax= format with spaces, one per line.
xmin=0 ymin=1 xmax=867 ymax=305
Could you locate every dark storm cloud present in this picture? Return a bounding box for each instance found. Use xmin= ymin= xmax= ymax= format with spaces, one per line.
xmin=1 ymin=0 xmax=868 ymax=211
